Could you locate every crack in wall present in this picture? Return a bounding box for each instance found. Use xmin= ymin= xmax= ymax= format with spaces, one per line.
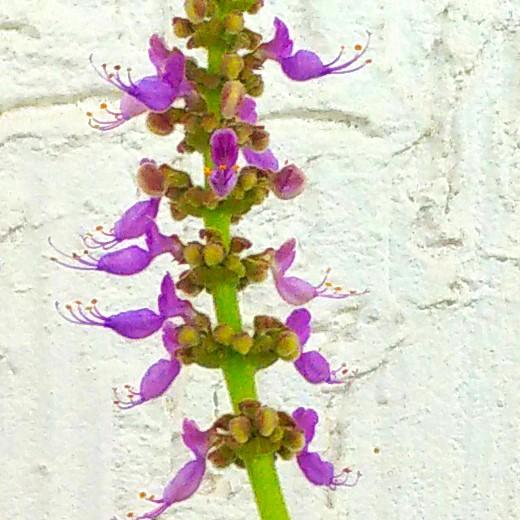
xmin=0 ymin=20 xmax=40 ymax=39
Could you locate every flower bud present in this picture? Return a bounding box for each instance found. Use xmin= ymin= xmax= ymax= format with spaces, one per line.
xmin=269 ymin=426 xmax=285 ymax=443
xmin=201 ymin=113 xmax=218 ymax=133
xmin=239 ymin=168 xmax=258 ymax=191
xmin=178 ymin=325 xmax=201 ymax=347
xmin=234 ymin=123 xmax=254 ymax=145
xmin=169 ymin=202 xmax=187 ymax=221
xmin=213 ymin=324 xmax=235 ymax=345
xmin=224 ymin=11 xmax=244 ymax=34
xmin=183 ymin=242 xmax=203 ymax=266
xmin=176 ymin=271 xmax=203 ymax=296
xmin=239 ymin=399 xmax=261 ymax=418
xmin=224 ymin=255 xmax=246 ymax=277
xmin=244 ymin=74 xmax=264 ymax=97
xmin=146 ymin=112 xmax=174 ymax=136
xmin=253 ymin=315 xmax=284 ymax=333
xmin=230 ymin=236 xmax=252 ymax=253
xmin=203 ymin=243 xmax=226 ymax=266
xmin=283 ymin=429 xmax=306 ymax=453
xmin=247 ymin=0 xmax=264 ymax=14
xmin=184 ymin=187 xmax=206 ymax=207
xmin=277 ymin=446 xmax=296 ymax=460
xmin=192 ymin=313 xmax=211 ymax=332
xmin=249 ymin=128 xmax=270 ymax=151
xmin=208 ymin=445 xmax=236 ymax=468
xmin=231 ymin=332 xmax=253 ymax=355
xmin=256 ymin=407 xmax=279 ymax=437
xmin=184 ymin=0 xmax=206 ymax=23
xmin=185 ymin=90 xmax=207 ymax=112
xmin=137 ymin=159 xmax=165 ymax=197
xmin=270 ymin=164 xmax=306 ymax=200
xmin=275 ymin=331 xmax=301 ymax=360
xmin=161 ymin=165 xmax=192 ymax=189
xmin=241 ymin=29 xmax=263 ymax=50
xmin=221 ymin=80 xmax=246 ymax=120
xmin=229 ymin=416 xmax=252 ymax=444
xmin=221 ymin=53 xmax=244 ymax=80
xmin=172 ymin=17 xmax=194 ymax=38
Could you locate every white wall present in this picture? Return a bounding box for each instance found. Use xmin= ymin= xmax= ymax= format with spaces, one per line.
xmin=1 ymin=1 xmax=519 ymax=518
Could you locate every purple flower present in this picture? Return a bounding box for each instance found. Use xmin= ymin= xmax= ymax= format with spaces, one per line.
xmin=56 ymin=273 xmax=195 ymax=339
xmin=237 ymin=96 xmax=258 ymax=124
xmin=134 ymin=418 xmax=209 ymax=519
xmin=260 ymin=18 xmax=371 ymax=81
xmin=114 ymin=322 xmax=183 ymax=409
xmin=208 ymin=128 xmax=240 ymax=198
xmin=292 ymin=407 xmax=361 ymax=489
xmin=82 ymin=197 xmax=160 ymax=250
xmin=270 ymin=164 xmax=306 ymax=199
xmin=88 ymin=35 xmax=191 ymax=131
xmin=242 ymin=147 xmax=280 ymax=171
xmin=271 ymin=239 xmax=367 ymax=305
xmin=50 ymin=221 xmax=183 ymax=276
xmin=286 ymin=309 xmax=347 ymax=385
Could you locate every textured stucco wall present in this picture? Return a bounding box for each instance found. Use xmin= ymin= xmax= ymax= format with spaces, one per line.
xmin=1 ymin=1 xmax=520 ymax=519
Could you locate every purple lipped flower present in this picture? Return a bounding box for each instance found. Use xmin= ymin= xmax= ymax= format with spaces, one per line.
xmin=208 ymin=128 xmax=240 ymax=198
xmin=56 ymin=273 xmax=195 ymax=340
xmin=88 ymin=34 xmax=191 ymax=131
xmin=134 ymin=418 xmax=209 ymax=519
xmin=271 ymin=239 xmax=367 ymax=305
xmin=82 ymin=197 xmax=160 ymax=250
xmin=50 ymin=222 xmax=183 ymax=276
xmin=260 ymin=18 xmax=371 ymax=81
xmin=242 ymin=147 xmax=280 ymax=171
xmin=114 ymin=322 xmax=183 ymax=409
xmin=237 ymin=96 xmax=258 ymax=124
xmin=292 ymin=407 xmax=361 ymax=489
xmin=270 ymin=164 xmax=306 ymax=199
xmin=286 ymin=309 xmax=348 ymax=385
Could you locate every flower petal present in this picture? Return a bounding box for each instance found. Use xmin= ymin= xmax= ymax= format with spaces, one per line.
xmin=281 ymin=50 xmax=328 ymax=81
xmin=285 ymin=308 xmax=311 ymax=346
xmin=260 ymin=17 xmax=294 ymax=60
xmin=113 ymin=198 xmax=160 ymax=242
xmin=126 ymin=75 xmax=177 ymax=112
xmin=182 ymin=419 xmax=209 ymax=458
xmin=292 ymin=407 xmax=319 ymax=445
xmin=242 ymin=147 xmax=279 ymax=171
xmin=209 ymin=167 xmax=238 ymax=198
xmin=273 ymin=238 xmax=296 ymax=275
xmin=145 ymin=222 xmax=183 ymax=261
xmin=139 ymin=358 xmax=181 ymax=401
xmin=272 ymin=164 xmax=306 ymax=199
xmin=275 ymin=275 xmax=317 ymax=305
xmin=163 ymin=458 xmax=206 ymax=503
xmin=162 ymin=50 xmax=187 ymax=90
xmin=157 ymin=273 xmax=195 ymax=320
xmin=106 ymin=308 xmax=164 ymax=339
xmin=148 ymin=34 xmax=171 ymax=75
xmin=162 ymin=321 xmax=181 ymax=355
xmin=237 ymin=97 xmax=258 ymax=124
xmin=120 ymin=93 xmax=148 ymax=120
xmin=294 ymin=351 xmax=333 ymax=384
xmin=210 ymin=128 xmax=239 ymax=168
xmin=297 ymin=451 xmax=335 ymax=486
xmin=97 ymin=245 xmax=152 ymax=275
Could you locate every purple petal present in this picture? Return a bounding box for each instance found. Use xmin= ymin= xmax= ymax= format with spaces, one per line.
xmin=273 ymin=238 xmax=296 ymax=275
xmin=163 ymin=458 xmax=206 ymax=503
xmin=125 ymin=75 xmax=177 ymax=112
xmin=237 ymin=97 xmax=258 ymax=124
xmin=285 ymin=308 xmax=311 ymax=346
xmin=120 ymin=93 xmax=148 ymax=120
xmin=162 ymin=50 xmax=187 ymax=90
xmin=281 ymin=50 xmax=329 ymax=81
xmin=272 ymin=164 xmax=306 ymax=199
xmin=139 ymin=358 xmax=181 ymax=401
xmin=157 ymin=273 xmax=195 ymax=320
xmin=113 ymin=198 xmax=160 ymax=242
xmin=294 ymin=351 xmax=333 ymax=384
xmin=242 ymin=147 xmax=280 ymax=171
xmin=209 ymin=167 xmax=239 ymax=198
xmin=145 ymin=222 xmax=183 ymax=261
xmin=275 ymin=276 xmax=317 ymax=305
xmin=297 ymin=451 xmax=334 ymax=486
xmin=106 ymin=308 xmax=164 ymax=339
xmin=292 ymin=407 xmax=319 ymax=445
xmin=97 ymin=245 xmax=152 ymax=275
xmin=260 ymin=17 xmax=294 ymax=60
xmin=148 ymin=34 xmax=171 ymax=75
xmin=210 ymin=128 xmax=239 ymax=168
xmin=182 ymin=419 xmax=209 ymax=458
xmin=162 ymin=322 xmax=181 ymax=355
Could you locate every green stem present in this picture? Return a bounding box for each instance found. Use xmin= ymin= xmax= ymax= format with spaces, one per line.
xmin=202 ymin=50 xmax=291 ymax=514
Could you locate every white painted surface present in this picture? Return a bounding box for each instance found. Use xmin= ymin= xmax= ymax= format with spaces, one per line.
xmin=1 ymin=1 xmax=519 ymax=518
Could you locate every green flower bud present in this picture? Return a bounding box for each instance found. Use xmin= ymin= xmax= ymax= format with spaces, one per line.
xmin=224 ymin=11 xmax=244 ymax=34
xmin=213 ymin=324 xmax=235 ymax=345
xmin=172 ymin=17 xmax=194 ymax=38
xmin=201 ymin=113 xmax=218 ymax=133
xmin=283 ymin=429 xmax=306 ymax=453
xmin=208 ymin=445 xmax=236 ymax=468
xmin=277 ymin=446 xmax=295 ymax=460
xmin=184 ymin=0 xmax=206 ymax=23
xmin=275 ymin=331 xmax=301 ymax=360
xmin=183 ymin=243 xmax=203 ymax=266
xmin=224 ymin=254 xmax=246 ymax=278
xmin=229 ymin=416 xmax=252 ymax=444
xmin=234 ymin=123 xmax=254 ymax=145
xmin=221 ymin=80 xmax=246 ymax=120
xmin=244 ymin=73 xmax=264 ymax=97
xmin=178 ymin=325 xmax=201 ymax=347
xmin=203 ymin=243 xmax=226 ymax=266
xmin=256 ymin=407 xmax=279 ymax=437
xmin=241 ymin=28 xmax=263 ymax=50
xmin=146 ymin=112 xmax=174 ymax=136
xmin=162 ymin=165 xmax=192 ymax=189
xmin=269 ymin=426 xmax=285 ymax=443
xmin=238 ymin=399 xmax=261 ymax=419
xmin=231 ymin=332 xmax=253 ymax=355
xmin=247 ymin=0 xmax=264 ymax=14
xmin=239 ymin=168 xmax=258 ymax=191
xmin=221 ymin=53 xmax=244 ymax=80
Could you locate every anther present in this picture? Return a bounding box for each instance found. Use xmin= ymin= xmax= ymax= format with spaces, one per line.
xmin=91 ymin=299 xmax=98 ymax=305
xmin=86 ymin=112 xmax=93 ymax=117
xmin=99 ymin=103 xmax=107 ymax=110
xmin=354 ymin=44 xmax=363 ymax=51
xmin=365 ymin=59 xmax=372 ymax=64
xmin=139 ymin=491 xmax=147 ymax=499
xmin=114 ymin=65 xmax=121 ymax=71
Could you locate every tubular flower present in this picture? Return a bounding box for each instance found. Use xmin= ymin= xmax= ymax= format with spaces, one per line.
xmin=259 ymin=17 xmax=371 ymax=81
xmin=271 ymin=239 xmax=367 ymax=305
xmin=56 ymin=273 xmax=195 ymax=340
xmin=88 ymin=34 xmax=192 ymax=130
xmin=286 ymin=309 xmax=348 ymax=385
xmin=114 ymin=322 xmax=183 ymax=409
xmin=50 ymin=222 xmax=183 ymax=276
xmin=292 ymin=407 xmax=361 ymax=489
xmin=208 ymin=128 xmax=241 ymax=198
xmin=133 ymin=419 xmax=209 ymax=519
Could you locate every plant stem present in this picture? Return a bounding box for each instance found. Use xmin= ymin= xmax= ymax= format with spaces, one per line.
xmin=202 ymin=53 xmax=291 ymax=514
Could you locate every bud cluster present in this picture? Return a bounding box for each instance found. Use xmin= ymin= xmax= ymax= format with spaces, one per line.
xmin=207 ymin=400 xmax=306 ymax=469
